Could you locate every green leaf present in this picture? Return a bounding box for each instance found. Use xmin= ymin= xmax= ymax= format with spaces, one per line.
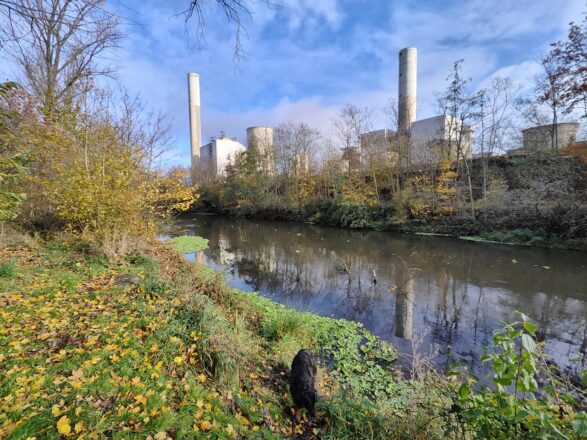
xmin=572 ymin=414 xmax=587 ymax=435
xmin=522 ymin=321 xmax=537 ymax=335
xmin=458 ymin=384 xmax=470 ymax=400
xmin=521 ymin=334 xmax=536 ymax=353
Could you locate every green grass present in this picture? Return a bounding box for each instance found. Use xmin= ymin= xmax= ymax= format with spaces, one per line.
xmin=0 ymin=237 xmax=452 ymax=439
xmin=0 ymin=259 xmax=16 ymax=278
xmin=166 ymin=235 xmax=209 ymax=254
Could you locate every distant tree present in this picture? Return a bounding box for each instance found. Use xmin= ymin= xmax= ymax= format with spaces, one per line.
xmin=274 ymin=122 xmax=320 ymax=175
xmin=476 ymin=77 xmax=518 ymax=201
xmin=0 ymin=0 xmax=121 ymax=115
xmin=332 ymin=104 xmax=373 ymax=163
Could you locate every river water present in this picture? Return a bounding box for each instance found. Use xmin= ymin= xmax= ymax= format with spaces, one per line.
xmin=172 ymin=215 xmax=587 ymax=377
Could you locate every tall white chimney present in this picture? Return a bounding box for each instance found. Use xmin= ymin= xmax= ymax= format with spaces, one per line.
xmin=398 ymin=47 xmax=417 ymax=134
xmin=188 ymin=72 xmax=201 ymax=181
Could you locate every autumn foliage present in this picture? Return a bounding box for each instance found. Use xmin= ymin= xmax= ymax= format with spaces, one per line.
xmin=0 ymin=83 xmax=197 ymax=243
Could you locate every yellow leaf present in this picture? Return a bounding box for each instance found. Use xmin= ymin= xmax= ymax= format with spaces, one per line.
xmin=173 ymin=356 xmax=183 ymax=365
xmin=57 ymin=415 xmax=71 ymax=435
xmin=134 ymin=395 xmax=147 ymax=405
xmin=74 ymin=421 xmax=84 ymax=433
xmin=197 ymin=374 xmax=206 ymax=383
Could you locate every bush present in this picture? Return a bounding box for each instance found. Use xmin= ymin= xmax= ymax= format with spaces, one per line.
xmin=448 ymin=314 xmax=587 ymax=439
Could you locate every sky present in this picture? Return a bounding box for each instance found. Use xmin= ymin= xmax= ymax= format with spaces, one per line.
xmin=3 ymin=0 xmax=586 ymax=167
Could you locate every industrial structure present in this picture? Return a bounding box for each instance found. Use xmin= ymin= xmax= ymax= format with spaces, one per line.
xmin=292 ymin=154 xmax=310 ymax=175
xmin=200 ymin=132 xmax=246 ymax=179
xmin=187 ymin=73 xmax=202 ymax=181
xmin=519 ymin=123 xmax=579 ymax=153
xmin=357 ymin=47 xmax=472 ymax=169
xmin=398 ymin=47 xmax=417 ymax=135
xmin=246 ymin=126 xmax=275 ymax=176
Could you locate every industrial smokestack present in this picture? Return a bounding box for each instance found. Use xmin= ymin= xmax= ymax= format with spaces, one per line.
xmin=188 ymin=72 xmax=202 ymax=181
xmin=398 ymin=47 xmax=417 ymax=134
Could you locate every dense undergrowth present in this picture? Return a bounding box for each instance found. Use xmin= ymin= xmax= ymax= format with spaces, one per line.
xmin=197 ymin=152 xmax=587 ymax=251
xmin=1 ymin=231 xmax=586 ymax=439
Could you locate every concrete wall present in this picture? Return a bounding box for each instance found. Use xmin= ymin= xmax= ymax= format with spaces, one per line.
xmin=200 ymin=137 xmax=246 ymax=178
xmin=411 ymin=115 xmax=471 ymax=166
xmin=522 ymin=123 xmax=579 ymax=152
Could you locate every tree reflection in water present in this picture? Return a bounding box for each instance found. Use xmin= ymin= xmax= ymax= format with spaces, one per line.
xmin=174 ymin=215 xmax=587 ymax=377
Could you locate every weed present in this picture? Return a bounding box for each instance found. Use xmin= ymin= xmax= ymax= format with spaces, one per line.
xmin=0 ymin=259 xmax=16 ymax=278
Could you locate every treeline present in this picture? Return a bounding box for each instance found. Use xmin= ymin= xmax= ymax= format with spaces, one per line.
xmin=198 ymin=18 xmax=587 ymax=249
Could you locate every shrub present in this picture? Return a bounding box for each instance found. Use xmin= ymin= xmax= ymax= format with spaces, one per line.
xmin=448 ymin=313 xmax=587 ymax=439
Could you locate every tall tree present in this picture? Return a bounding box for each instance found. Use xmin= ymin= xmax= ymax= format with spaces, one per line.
xmin=550 ymin=16 xmax=587 ymax=120
xmin=0 ymin=0 xmax=121 ymax=114
xmin=436 ymin=60 xmax=483 ymax=219
xmin=535 ymin=49 xmax=568 ymax=151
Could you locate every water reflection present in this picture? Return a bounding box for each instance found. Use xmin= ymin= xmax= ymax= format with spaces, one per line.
xmin=174 ymin=215 xmax=587 ymax=376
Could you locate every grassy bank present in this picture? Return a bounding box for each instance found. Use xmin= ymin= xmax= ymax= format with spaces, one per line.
xmin=0 ymin=234 xmax=447 ymax=439
xmin=2 ymin=232 xmax=585 ymax=439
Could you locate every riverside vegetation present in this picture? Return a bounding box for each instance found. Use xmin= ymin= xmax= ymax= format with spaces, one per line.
xmin=1 ymin=232 xmax=586 ymax=439
xmin=197 ymin=149 xmax=587 ymax=251
xmin=1 ymin=6 xmax=586 ymax=437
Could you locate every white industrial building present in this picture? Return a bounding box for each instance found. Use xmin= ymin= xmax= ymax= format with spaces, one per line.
xmin=410 ymin=115 xmax=471 ymax=165
xmin=200 ymin=132 xmax=246 ymax=179
xmin=354 ymin=48 xmax=472 ymax=168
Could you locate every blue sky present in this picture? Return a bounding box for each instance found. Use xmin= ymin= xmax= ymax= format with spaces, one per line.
xmin=3 ymin=0 xmax=585 ymax=166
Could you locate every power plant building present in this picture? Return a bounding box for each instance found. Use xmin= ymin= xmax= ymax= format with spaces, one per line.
xmin=522 ymin=123 xmax=579 ymax=152
xmin=200 ymin=132 xmax=246 ymax=179
xmin=411 ymin=115 xmax=472 ymax=165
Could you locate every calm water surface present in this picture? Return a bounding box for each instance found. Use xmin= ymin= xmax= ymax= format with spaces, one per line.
xmin=173 ymin=215 xmax=587 ymax=376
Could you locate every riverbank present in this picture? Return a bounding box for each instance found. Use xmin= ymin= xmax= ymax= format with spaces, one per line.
xmin=0 ymin=233 xmax=445 ymax=439
xmin=197 ymin=151 xmax=587 ymax=251
xmin=2 ymin=232 xmax=585 ymax=439
xmin=192 ymin=201 xmax=587 ymax=251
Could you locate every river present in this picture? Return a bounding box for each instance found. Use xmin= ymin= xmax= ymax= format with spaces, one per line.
xmin=172 ymin=214 xmax=587 ymax=378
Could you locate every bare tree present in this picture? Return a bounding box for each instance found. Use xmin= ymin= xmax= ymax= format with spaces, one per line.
xmin=274 ymin=122 xmax=320 ymax=176
xmin=476 ymin=77 xmax=518 ymax=200
xmin=114 ymin=91 xmax=174 ymax=172
xmin=535 ymin=50 xmax=568 ymax=151
xmin=183 ymin=0 xmax=274 ymax=60
xmin=332 ymin=104 xmax=373 ymax=172
xmin=0 ymin=0 xmax=121 ymax=114
xmin=550 ymin=16 xmax=587 ymax=120
xmin=436 ymin=60 xmax=483 ymax=219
